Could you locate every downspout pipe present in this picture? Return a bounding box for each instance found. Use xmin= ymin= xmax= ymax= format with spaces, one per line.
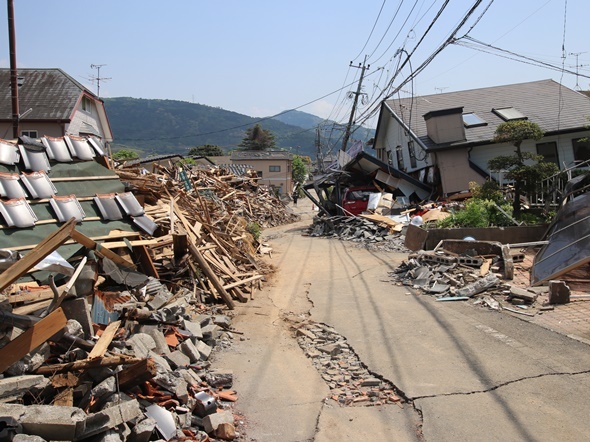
xmin=7 ymin=0 xmax=19 ymax=139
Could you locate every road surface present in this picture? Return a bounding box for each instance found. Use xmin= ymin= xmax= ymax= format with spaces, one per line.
xmin=214 ymin=201 xmax=590 ymax=441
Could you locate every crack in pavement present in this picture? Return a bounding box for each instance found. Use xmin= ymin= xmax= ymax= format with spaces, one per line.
xmin=411 ymin=369 xmax=590 ymax=400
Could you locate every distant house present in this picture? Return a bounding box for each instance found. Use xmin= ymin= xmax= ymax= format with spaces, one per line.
xmin=0 ymin=68 xmax=113 ymax=142
xmin=122 ymin=153 xmax=185 ymax=171
xmin=372 ymin=79 xmax=590 ymax=196
xmin=230 ymin=150 xmax=293 ymax=194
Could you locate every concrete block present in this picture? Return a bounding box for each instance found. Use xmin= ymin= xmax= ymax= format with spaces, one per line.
xmin=179 ymin=339 xmax=200 ymax=363
xmin=13 ymin=435 xmax=46 ymax=442
xmin=549 ymin=280 xmax=570 ymax=304
xmin=0 ymin=375 xmax=49 ymax=400
xmin=195 ymin=340 xmax=212 ymax=360
xmin=140 ymin=325 xmax=171 ymax=355
xmin=127 ymin=333 xmax=157 ymax=359
xmin=147 ymin=291 xmax=170 ymax=311
xmin=0 ymin=403 xmax=86 ymax=441
xmin=60 ymin=297 xmax=93 ymax=338
xmin=212 ymin=315 xmax=231 ymax=329
xmin=183 ymin=319 xmax=203 ymax=340
xmin=178 ymin=368 xmax=202 ymax=386
xmin=165 ymin=350 xmax=191 ymax=369
xmin=129 ymin=416 xmax=156 ymax=442
xmin=205 ymin=369 xmax=233 ymax=388
xmin=203 ymin=410 xmax=234 ymax=434
xmin=81 ymin=399 xmax=143 ymax=439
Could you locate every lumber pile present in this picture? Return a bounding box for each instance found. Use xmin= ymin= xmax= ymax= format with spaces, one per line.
xmin=0 ymin=163 xmax=298 ymax=440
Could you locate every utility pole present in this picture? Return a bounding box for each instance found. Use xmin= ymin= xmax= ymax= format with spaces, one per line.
xmin=569 ymin=52 xmax=588 ymax=90
xmin=90 ymin=64 xmax=111 ymax=97
xmin=341 ymin=56 xmax=369 ymax=152
xmin=315 ymin=126 xmax=323 ymax=173
xmin=7 ymin=0 xmax=19 ymax=138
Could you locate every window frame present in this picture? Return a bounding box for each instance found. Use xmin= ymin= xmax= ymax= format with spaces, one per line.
xmin=269 ymin=165 xmax=281 ymax=172
xmin=536 ymin=141 xmax=559 ymax=166
xmin=21 ymin=130 xmax=38 ymax=138
xmin=572 ymin=137 xmax=590 ymax=163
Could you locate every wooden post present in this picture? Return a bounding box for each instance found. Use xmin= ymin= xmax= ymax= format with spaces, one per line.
xmin=188 ymin=242 xmax=235 ymax=310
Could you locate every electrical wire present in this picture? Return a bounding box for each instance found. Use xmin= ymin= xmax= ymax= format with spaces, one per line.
xmin=351 ymin=0 xmax=388 ymax=63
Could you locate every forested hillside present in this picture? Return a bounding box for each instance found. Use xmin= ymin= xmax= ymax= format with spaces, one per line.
xmin=103 ymin=98 xmax=317 ymax=156
xmin=104 ymin=98 xmax=374 ymax=158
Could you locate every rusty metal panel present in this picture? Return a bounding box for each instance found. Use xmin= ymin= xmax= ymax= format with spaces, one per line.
xmin=531 ymin=193 xmax=590 ymax=286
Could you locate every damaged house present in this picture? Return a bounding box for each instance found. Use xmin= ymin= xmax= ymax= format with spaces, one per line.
xmin=371 ymin=79 xmax=590 ymax=196
xmin=0 ymin=68 xmax=113 ymax=141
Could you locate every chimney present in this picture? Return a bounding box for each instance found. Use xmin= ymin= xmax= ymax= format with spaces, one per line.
xmin=423 ymin=107 xmax=465 ymax=144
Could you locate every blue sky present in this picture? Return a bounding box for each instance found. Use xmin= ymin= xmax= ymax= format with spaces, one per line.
xmin=0 ymin=1 xmax=588 ymax=128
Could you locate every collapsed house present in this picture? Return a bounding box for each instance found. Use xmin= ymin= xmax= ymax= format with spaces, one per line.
xmin=0 ymin=136 xmax=297 ymax=441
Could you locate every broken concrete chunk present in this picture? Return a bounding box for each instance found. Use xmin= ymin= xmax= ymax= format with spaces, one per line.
xmin=182 ymin=319 xmax=203 ymax=340
xmin=361 ymin=377 xmax=381 ymax=387
xmin=141 ymin=326 xmax=171 ymax=356
xmin=205 ymin=369 xmax=233 ymax=388
xmin=317 ymin=343 xmax=342 ymax=356
xmin=6 ymin=343 xmax=51 ymax=376
xmin=212 ymin=315 xmax=232 ymax=329
xmin=0 ymin=403 xmax=86 ymax=441
xmin=127 ymin=333 xmax=157 ymax=359
xmin=179 ymin=339 xmax=201 ymax=363
xmin=548 ymin=280 xmax=570 ymax=304
xmin=12 ymin=435 xmax=47 ymax=442
xmin=0 ymin=375 xmax=49 ymax=400
xmin=196 ymin=340 xmax=212 ymax=361
xmin=82 ymin=399 xmax=143 ymax=439
xmin=203 ymin=410 xmax=234 ymax=434
xmin=129 ymin=416 xmax=156 ymax=442
xmin=165 ymin=350 xmax=191 ymax=369
xmin=509 ymin=285 xmax=538 ymax=303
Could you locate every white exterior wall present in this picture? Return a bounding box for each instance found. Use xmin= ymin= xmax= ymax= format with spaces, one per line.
xmin=469 ymin=129 xmax=590 ymax=177
xmin=68 ymin=101 xmax=105 ymax=138
xmin=377 ymin=115 xmax=433 ymax=172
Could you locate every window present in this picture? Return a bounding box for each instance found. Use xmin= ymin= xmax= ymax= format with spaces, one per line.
xmin=269 ymin=165 xmax=281 ymax=172
xmin=536 ymin=142 xmax=559 ymax=166
xmin=81 ymin=96 xmax=92 ymax=112
xmin=21 ymin=130 xmax=38 ymax=138
xmin=256 ymin=171 xmax=263 ymax=178
xmin=395 ymin=145 xmax=405 ymax=170
xmin=462 ymin=113 xmax=487 ymax=128
xmin=408 ymin=141 xmax=417 ymax=168
xmin=572 ymin=138 xmax=590 ymax=163
xmin=492 ymin=107 xmax=526 ymax=121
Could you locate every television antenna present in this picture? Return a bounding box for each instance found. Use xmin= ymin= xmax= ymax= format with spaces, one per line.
xmin=90 ymin=64 xmax=111 ymax=97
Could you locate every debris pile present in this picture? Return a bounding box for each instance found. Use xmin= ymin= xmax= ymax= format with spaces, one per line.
xmin=388 ymin=240 xmax=547 ymax=313
xmin=0 ymin=162 xmax=299 ymax=440
xmin=306 ymin=215 xmax=408 ymax=252
xmin=287 ymin=315 xmax=403 ymax=407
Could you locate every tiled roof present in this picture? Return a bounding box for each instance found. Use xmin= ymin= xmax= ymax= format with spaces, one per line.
xmin=384 ymin=79 xmax=590 ymax=150
xmin=0 ymin=68 xmax=91 ymax=121
xmin=123 ymin=154 xmax=184 ymax=166
xmin=231 ymin=150 xmax=293 ymax=160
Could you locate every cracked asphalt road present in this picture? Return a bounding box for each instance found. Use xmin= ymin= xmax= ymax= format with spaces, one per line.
xmin=213 ymin=200 xmax=590 ymax=441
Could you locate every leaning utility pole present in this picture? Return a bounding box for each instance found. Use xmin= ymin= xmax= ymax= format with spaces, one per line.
xmin=341 ymin=56 xmax=369 ymax=152
xmin=7 ymin=0 xmax=19 ymax=138
xmin=315 ymin=126 xmax=323 ymax=173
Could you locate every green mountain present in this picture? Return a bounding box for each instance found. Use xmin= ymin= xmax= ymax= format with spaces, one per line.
xmin=103 ymin=98 xmax=317 ymax=157
xmin=103 ymin=98 xmax=374 ymax=159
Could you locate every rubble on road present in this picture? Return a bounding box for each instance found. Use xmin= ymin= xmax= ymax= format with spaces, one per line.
xmin=286 ymin=314 xmax=404 ymax=407
xmin=0 ymin=159 xmax=298 ymax=441
xmin=306 ymin=215 xmax=410 ymax=252
xmin=388 ymin=239 xmax=553 ymax=315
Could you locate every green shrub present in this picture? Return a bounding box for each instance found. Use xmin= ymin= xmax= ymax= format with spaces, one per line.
xmin=246 ymin=222 xmax=261 ymax=241
xmin=437 ymin=199 xmax=514 ymax=228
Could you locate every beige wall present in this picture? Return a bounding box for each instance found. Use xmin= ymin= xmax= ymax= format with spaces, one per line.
xmin=436 ymin=149 xmax=485 ymax=195
xmin=0 ymin=122 xmax=66 ymax=139
xmin=235 ymin=158 xmax=293 ymax=194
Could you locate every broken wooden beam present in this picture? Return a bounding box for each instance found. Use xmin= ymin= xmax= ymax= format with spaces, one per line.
xmin=188 ymin=242 xmax=235 ymax=310
xmin=36 ymin=356 xmax=142 ymax=375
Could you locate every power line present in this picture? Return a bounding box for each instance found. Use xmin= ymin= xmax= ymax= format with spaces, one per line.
xmin=351 ymin=0 xmax=388 ymax=63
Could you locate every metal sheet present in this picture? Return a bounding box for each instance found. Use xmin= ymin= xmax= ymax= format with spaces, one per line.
xmin=531 ymin=192 xmax=590 ymax=285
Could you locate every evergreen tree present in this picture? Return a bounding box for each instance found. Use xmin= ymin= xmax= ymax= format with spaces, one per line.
xmin=238 ymin=124 xmax=276 ymax=150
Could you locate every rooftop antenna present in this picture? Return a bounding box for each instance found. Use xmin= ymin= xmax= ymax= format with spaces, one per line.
xmin=434 ymin=87 xmax=448 ymax=94
xmin=90 ymin=64 xmax=111 ymax=97
xmin=569 ymin=52 xmax=588 ymax=90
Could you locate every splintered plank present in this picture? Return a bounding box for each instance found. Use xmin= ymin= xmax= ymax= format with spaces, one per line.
xmin=87 ymin=320 xmax=121 ymax=360
xmin=0 ymin=307 xmax=68 ymax=374
xmin=0 ymin=218 xmax=77 ymax=292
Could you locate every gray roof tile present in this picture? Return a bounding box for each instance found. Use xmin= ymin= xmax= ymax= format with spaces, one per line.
xmin=384 ymin=79 xmax=590 ymax=150
xmin=0 ymin=68 xmax=91 ymax=121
